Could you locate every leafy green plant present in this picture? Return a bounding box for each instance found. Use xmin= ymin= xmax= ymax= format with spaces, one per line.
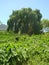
xmin=0 ymin=32 xmax=49 ymax=65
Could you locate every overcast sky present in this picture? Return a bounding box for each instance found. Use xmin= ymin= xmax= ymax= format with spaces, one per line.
xmin=0 ymin=0 xmax=49 ymax=24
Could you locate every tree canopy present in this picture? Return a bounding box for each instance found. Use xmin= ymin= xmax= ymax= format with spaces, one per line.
xmin=41 ymin=19 xmax=49 ymax=28
xmin=0 ymin=21 xmax=2 ymax=25
xmin=7 ymin=8 xmax=42 ymax=35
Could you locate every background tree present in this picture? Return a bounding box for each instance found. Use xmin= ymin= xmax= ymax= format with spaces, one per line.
xmin=7 ymin=8 xmax=42 ymax=35
xmin=41 ymin=19 xmax=49 ymax=28
xmin=0 ymin=21 xmax=2 ymax=25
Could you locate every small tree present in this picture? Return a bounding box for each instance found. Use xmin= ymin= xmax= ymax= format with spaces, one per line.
xmin=0 ymin=21 xmax=2 ymax=25
xmin=41 ymin=19 xmax=49 ymax=28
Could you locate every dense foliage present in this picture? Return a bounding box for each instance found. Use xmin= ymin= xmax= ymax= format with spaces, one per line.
xmin=7 ymin=8 xmax=42 ymax=35
xmin=41 ymin=19 xmax=49 ymax=28
xmin=0 ymin=31 xmax=49 ymax=65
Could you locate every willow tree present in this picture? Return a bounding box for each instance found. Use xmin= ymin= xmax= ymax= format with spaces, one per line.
xmin=7 ymin=8 xmax=42 ymax=35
